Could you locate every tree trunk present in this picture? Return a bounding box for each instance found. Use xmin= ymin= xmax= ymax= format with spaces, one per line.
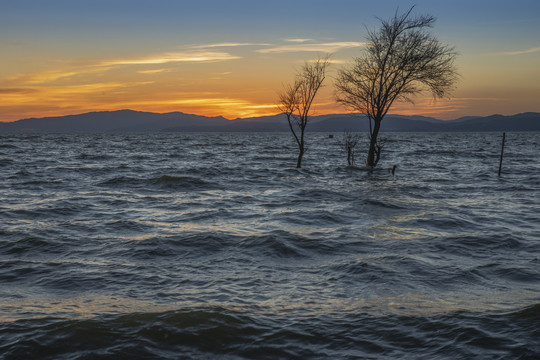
xmin=296 ymin=129 xmax=306 ymax=168
xmin=367 ymin=119 xmax=381 ymax=167
xmin=296 ymin=147 xmax=304 ymax=168
xmin=296 ymin=138 xmax=304 ymax=168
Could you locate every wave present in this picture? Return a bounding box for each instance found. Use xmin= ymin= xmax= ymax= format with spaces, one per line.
xmin=1 ymin=304 xmax=539 ymax=359
xmin=124 ymin=233 xmax=230 ymax=260
xmin=323 ymin=251 xmax=538 ymax=292
xmin=238 ymin=230 xmax=315 ymax=258
xmin=117 ymin=230 xmax=348 ymax=261
xmin=363 ymin=198 xmax=405 ymax=209
xmin=104 ymin=219 xmax=154 ymax=233
xmin=436 ymin=234 xmax=524 ymax=254
xmin=477 ymin=263 xmax=540 ymax=284
xmin=152 ymin=174 xmax=210 ymax=187
xmin=275 ymin=210 xmax=348 ymax=227
xmin=77 ymin=153 xmax=113 ymax=161
xmin=0 ymin=236 xmax=64 ymax=257
xmin=98 ymin=174 xmax=216 ymax=191
xmin=0 ymin=158 xmax=14 ymax=167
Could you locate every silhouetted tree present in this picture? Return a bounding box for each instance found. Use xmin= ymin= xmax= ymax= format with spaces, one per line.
xmin=341 ymin=131 xmax=361 ymax=166
xmin=335 ymin=7 xmax=458 ymax=168
xmin=278 ymin=56 xmax=330 ymax=168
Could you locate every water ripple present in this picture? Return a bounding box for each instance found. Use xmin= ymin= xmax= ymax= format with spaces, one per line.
xmin=0 ymin=132 xmax=539 ymax=359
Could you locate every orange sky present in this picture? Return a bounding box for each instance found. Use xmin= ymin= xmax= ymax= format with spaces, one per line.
xmin=1 ymin=1 xmax=539 ymax=122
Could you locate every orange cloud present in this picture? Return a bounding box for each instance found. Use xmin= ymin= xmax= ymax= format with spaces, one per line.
xmin=6 ymin=65 xmax=116 ymax=86
xmin=137 ymin=69 xmax=172 ymax=74
xmin=8 ymin=71 xmax=80 ymax=85
xmin=101 ymin=51 xmax=241 ymax=66
xmin=0 ymin=87 xmax=38 ymax=94
xmin=119 ymin=97 xmax=278 ymax=119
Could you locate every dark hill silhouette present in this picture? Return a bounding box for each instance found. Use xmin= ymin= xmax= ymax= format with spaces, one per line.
xmin=441 ymin=112 xmax=540 ymax=131
xmin=0 ymin=110 xmax=230 ymax=133
xmin=1 ymin=110 xmax=539 ymax=133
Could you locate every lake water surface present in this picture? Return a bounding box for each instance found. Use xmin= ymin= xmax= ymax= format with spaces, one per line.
xmin=1 ymin=132 xmax=539 ymax=359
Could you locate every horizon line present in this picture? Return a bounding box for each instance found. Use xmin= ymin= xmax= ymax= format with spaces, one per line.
xmin=1 ymin=108 xmax=539 ymax=124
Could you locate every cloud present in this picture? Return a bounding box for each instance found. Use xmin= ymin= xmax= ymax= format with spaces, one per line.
xmin=102 ymin=51 xmax=241 ymax=66
xmin=137 ymin=69 xmax=172 ymax=74
xmin=257 ymin=41 xmax=365 ymax=53
xmin=303 ymin=58 xmax=348 ymax=64
xmin=6 ymin=65 xmax=117 ymax=85
xmin=501 ymin=46 xmax=540 ymax=55
xmin=0 ymin=87 xmax=38 ymax=94
xmin=119 ymin=97 xmax=278 ymax=119
xmin=155 ymin=98 xmax=254 ymax=106
xmin=209 ymin=71 xmax=233 ymax=80
xmin=451 ymin=97 xmax=503 ymax=101
xmin=190 ymin=42 xmax=270 ymax=49
xmin=8 ymin=49 xmax=239 ymax=86
xmin=49 ymin=82 xmax=154 ymax=94
xmin=284 ymin=38 xmax=314 ymax=43
xmin=0 ymin=82 xmax=154 ymax=117
xmin=8 ymin=70 xmax=79 ymax=85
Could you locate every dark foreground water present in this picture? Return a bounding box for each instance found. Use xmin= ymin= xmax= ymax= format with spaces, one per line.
xmin=1 ymin=131 xmax=539 ymax=359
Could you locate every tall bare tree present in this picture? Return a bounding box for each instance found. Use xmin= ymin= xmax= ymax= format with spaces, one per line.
xmin=278 ymin=56 xmax=330 ymax=168
xmin=335 ymin=7 xmax=458 ymax=168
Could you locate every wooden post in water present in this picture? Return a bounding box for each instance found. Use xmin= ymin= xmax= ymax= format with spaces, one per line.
xmin=498 ymin=132 xmax=506 ymax=177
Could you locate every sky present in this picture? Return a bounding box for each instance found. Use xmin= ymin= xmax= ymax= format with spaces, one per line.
xmin=1 ymin=0 xmax=539 ymax=122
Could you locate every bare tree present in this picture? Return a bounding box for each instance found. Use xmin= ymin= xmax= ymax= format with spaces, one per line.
xmin=278 ymin=56 xmax=330 ymax=168
xmin=335 ymin=7 xmax=458 ymax=168
xmin=341 ymin=131 xmax=362 ymax=166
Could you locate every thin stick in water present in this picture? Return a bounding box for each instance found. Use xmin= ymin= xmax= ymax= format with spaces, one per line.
xmin=498 ymin=132 xmax=506 ymax=177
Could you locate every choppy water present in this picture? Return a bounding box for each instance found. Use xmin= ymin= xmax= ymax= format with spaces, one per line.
xmin=1 ymin=131 xmax=539 ymax=359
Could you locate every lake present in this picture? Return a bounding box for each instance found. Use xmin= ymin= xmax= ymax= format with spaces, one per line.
xmin=1 ymin=131 xmax=539 ymax=359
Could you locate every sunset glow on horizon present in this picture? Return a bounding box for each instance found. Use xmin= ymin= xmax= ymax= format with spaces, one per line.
xmin=1 ymin=0 xmax=539 ymax=122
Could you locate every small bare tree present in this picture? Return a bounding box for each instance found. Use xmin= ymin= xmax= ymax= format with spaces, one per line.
xmin=278 ymin=56 xmax=330 ymax=168
xmin=335 ymin=7 xmax=458 ymax=168
xmin=341 ymin=131 xmax=361 ymax=166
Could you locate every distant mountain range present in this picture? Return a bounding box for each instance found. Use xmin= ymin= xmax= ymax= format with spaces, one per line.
xmin=1 ymin=110 xmax=539 ymax=133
